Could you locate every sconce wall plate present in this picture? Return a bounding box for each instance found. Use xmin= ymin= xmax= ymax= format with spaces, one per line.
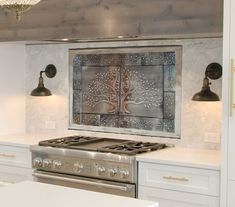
xmin=205 ymin=63 xmax=222 ymax=80
xmin=44 ymin=64 xmax=57 ymax=78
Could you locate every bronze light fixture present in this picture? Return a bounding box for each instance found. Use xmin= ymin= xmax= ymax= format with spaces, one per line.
xmin=0 ymin=0 xmax=41 ymax=21
xmin=192 ymin=63 xmax=222 ymax=101
xmin=31 ymin=64 xmax=57 ymax=97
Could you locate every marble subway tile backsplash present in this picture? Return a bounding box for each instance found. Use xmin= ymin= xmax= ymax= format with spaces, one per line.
xmin=25 ymin=38 xmax=222 ymax=149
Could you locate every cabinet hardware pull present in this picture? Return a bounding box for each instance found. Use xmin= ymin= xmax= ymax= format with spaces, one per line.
xmin=163 ymin=176 xmax=189 ymax=182
xmin=0 ymin=152 xmax=16 ymax=158
xmin=230 ymin=59 xmax=235 ymax=116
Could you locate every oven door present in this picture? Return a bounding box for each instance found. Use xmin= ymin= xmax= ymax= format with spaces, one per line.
xmin=33 ymin=170 xmax=136 ymax=198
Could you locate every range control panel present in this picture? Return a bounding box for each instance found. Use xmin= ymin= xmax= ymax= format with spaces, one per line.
xmin=32 ymin=155 xmax=134 ymax=183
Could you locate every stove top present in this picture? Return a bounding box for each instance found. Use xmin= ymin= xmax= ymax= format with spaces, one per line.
xmin=39 ymin=136 xmax=168 ymax=155
xmin=32 ymin=136 xmax=171 ymax=184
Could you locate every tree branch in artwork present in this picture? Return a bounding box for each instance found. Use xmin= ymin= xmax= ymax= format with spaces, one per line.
xmin=83 ymin=66 xmax=162 ymax=114
xmin=83 ymin=67 xmax=120 ymax=113
xmin=120 ymin=68 xmax=162 ymax=114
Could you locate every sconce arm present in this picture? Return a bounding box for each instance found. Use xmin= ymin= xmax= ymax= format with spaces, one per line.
xmin=39 ymin=70 xmax=45 ymax=78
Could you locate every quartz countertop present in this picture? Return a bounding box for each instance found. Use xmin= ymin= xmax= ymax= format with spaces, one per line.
xmin=0 ymin=133 xmax=78 ymax=147
xmin=0 ymin=181 xmax=158 ymax=207
xmin=0 ymin=133 xmax=221 ymax=170
xmin=136 ymin=147 xmax=220 ymax=170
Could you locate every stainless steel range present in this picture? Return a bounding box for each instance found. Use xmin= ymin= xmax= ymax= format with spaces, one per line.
xmin=30 ymin=136 xmax=168 ymax=198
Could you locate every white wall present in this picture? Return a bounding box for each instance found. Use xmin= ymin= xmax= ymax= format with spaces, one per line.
xmin=25 ymin=38 xmax=222 ymax=149
xmin=0 ymin=43 xmax=26 ymax=135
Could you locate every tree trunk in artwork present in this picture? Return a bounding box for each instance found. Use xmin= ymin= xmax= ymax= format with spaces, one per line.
xmin=83 ymin=67 xmax=162 ymax=114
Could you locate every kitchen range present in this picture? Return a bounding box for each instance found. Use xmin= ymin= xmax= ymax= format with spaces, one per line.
xmin=30 ymin=136 xmax=168 ymax=198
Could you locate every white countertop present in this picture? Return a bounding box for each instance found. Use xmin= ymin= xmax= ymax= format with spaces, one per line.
xmin=0 ymin=181 xmax=158 ymax=207
xmin=136 ymin=147 xmax=220 ymax=170
xmin=0 ymin=133 xmax=220 ymax=170
xmin=0 ymin=133 xmax=78 ymax=147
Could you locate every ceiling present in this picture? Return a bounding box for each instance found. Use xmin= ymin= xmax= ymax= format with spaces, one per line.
xmin=0 ymin=0 xmax=223 ymax=42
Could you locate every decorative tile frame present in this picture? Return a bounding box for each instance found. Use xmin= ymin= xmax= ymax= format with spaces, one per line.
xmin=69 ymin=46 xmax=182 ymax=138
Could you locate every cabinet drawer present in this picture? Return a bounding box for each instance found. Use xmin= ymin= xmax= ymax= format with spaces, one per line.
xmin=138 ymin=162 xmax=220 ymax=196
xmin=0 ymin=145 xmax=31 ymax=168
xmin=0 ymin=165 xmax=33 ymax=184
xmin=138 ymin=186 xmax=219 ymax=207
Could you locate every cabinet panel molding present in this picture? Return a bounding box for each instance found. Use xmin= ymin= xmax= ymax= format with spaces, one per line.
xmin=139 ymin=162 xmax=220 ymax=196
xmin=139 ymin=186 xmax=219 ymax=207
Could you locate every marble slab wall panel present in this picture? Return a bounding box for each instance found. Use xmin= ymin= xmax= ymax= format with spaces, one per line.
xmin=25 ymin=38 xmax=222 ymax=149
xmin=0 ymin=0 xmax=223 ymax=41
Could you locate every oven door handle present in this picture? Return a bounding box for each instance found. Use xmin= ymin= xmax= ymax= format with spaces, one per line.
xmin=33 ymin=172 xmax=131 ymax=192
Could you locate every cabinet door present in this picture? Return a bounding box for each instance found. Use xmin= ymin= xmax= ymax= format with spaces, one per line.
xmin=228 ymin=118 xmax=235 ymax=180
xmin=228 ymin=0 xmax=235 ymax=181
xmin=139 ymin=186 xmax=219 ymax=207
xmin=228 ymin=181 xmax=235 ymax=206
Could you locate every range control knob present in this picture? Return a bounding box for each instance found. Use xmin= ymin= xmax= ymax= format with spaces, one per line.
xmin=109 ymin=168 xmax=118 ymax=177
xmin=97 ymin=166 xmax=106 ymax=175
xmin=120 ymin=169 xmax=129 ymax=178
xmin=33 ymin=157 xmax=43 ymax=168
xmin=43 ymin=159 xmax=52 ymax=168
xmin=74 ymin=162 xmax=84 ymax=173
xmin=53 ymin=160 xmax=62 ymax=169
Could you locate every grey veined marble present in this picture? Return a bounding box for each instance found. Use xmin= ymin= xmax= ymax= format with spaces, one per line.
xmin=25 ymin=38 xmax=222 ymax=149
xmin=69 ymin=46 xmax=182 ymax=137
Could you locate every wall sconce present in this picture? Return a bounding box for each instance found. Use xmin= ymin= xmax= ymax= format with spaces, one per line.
xmin=30 ymin=64 xmax=57 ymax=97
xmin=192 ymin=63 xmax=222 ymax=101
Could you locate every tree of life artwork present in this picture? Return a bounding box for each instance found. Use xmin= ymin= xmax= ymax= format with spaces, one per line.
xmin=70 ymin=47 xmax=181 ymax=137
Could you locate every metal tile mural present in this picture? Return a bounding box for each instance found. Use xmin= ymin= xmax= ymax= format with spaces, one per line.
xmin=69 ymin=47 xmax=182 ymax=137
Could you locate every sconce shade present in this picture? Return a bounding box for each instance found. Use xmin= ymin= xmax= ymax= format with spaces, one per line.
xmin=30 ymin=81 xmax=52 ymax=96
xmin=30 ymin=64 xmax=56 ymax=97
xmin=31 ymin=87 xmax=52 ymax=96
xmin=192 ymin=86 xmax=220 ymax=101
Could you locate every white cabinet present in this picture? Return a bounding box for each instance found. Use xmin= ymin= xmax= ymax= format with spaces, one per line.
xmin=227 ymin=0 xmax=235 ymax=181
xmin=227 ymin=181 xmax=235 ymax=207
xmin=222 ymin=0 xmax=235 ymax=206
xmin=138 ymin=162 xmax=220 ymax=207
xmin=228 ymin=118 xmax=235 ymax=180
xmin=0 ymin=143 xmax=32 ymax=186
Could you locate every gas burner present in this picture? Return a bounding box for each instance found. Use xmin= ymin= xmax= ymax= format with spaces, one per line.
xmin=39 ymin=136 xmax=98 ymax=147
xmin=38 ymin=136 xmax=170 ymax=155
xmin=99 ymin=141 xmax=168 ymax=155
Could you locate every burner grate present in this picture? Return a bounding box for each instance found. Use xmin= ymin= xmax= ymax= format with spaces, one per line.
xmin=39 ymin=136 xmax=98 ymax=147
xmin=98 ymin=141 xmax=168 ymax=155
xmin=38 ymin=136 xmax=170 ymax=155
